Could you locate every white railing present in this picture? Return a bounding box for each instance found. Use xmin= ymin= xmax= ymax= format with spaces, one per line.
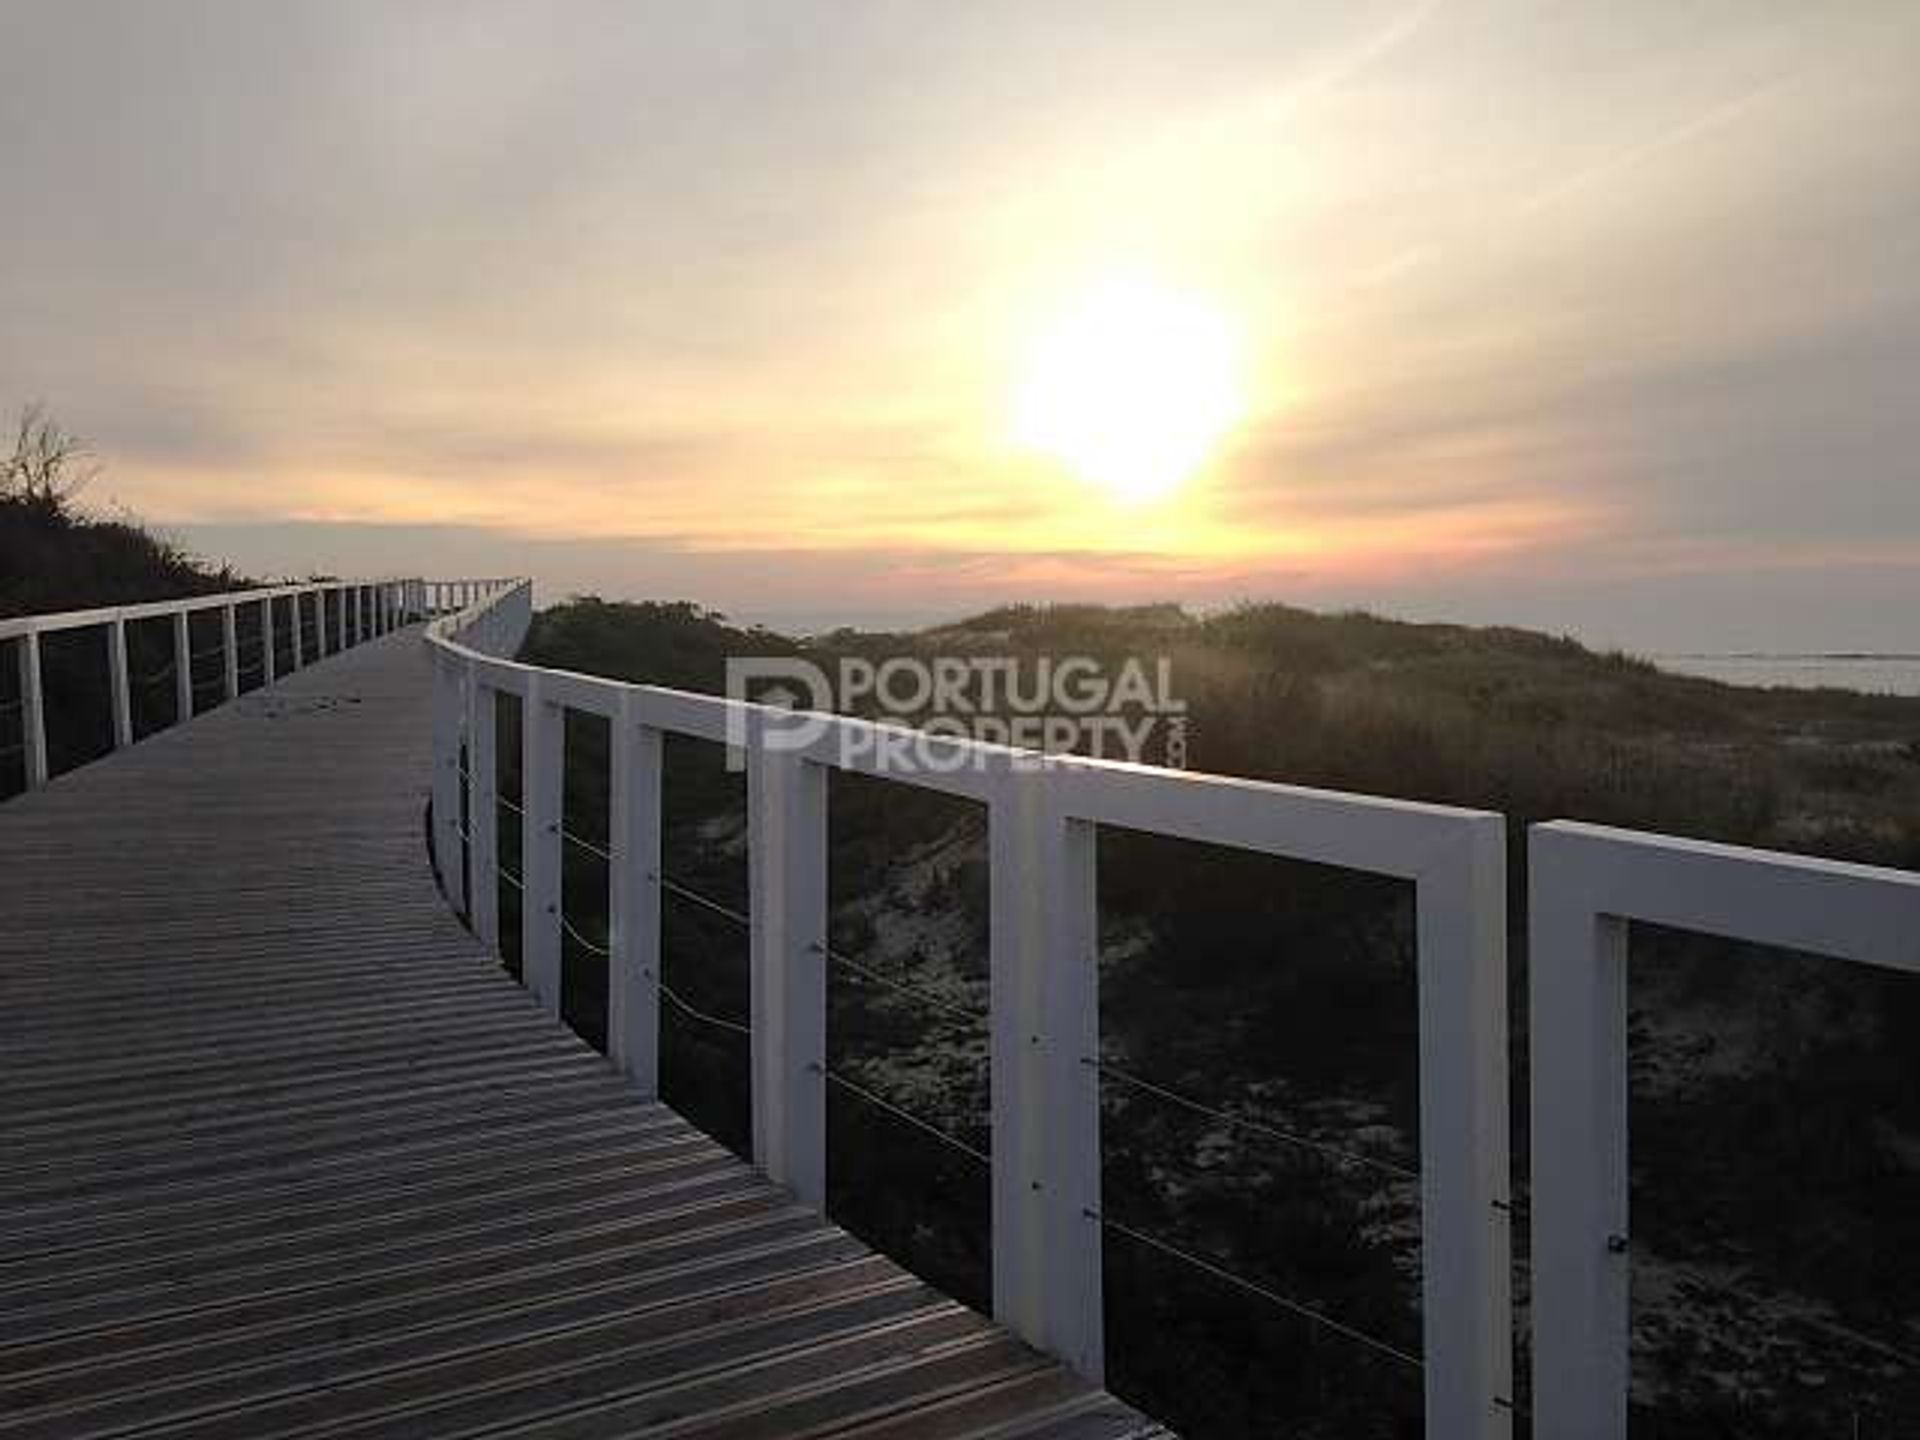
xmin=0 ymin=575 xmax=432 ymax=793
xmin=426 ymin=579 xmax=1514 ymax=1439
xmin=1528 ymin=823 xmax=1920 ymax=1440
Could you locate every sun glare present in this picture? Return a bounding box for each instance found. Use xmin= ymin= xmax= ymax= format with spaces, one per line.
xmin=1012 ymin=276 xmax=1243 ymax=504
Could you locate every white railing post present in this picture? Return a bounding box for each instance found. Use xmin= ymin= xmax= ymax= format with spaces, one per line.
xmin=989 ymin=760 xmax=1104 ymax=1381
xmin=1528 ymin=830 xmax=1633 ymax=1440
xmin=521 ymin=673 xmax=564 ymax=1013
xmin=1416 ymin=815 xmax=1514 ymax=1439
xmin=221 ymin=605 xmax=239 ymax=700
xmin=261 ymin=597 xmax=277 ymax=686
xmin=430 ymin=650 xmax=467 ymax=915
xmin=316 ymin=588 xmax=329 ymax=658
xmin=172 ymin=610 xmax=193 ymax=722
xmin=747 ymin=720 xmax=828 ymax=1211
xmin=17 ymin=632 xmax=49 ymax=788
xmin=289 ymin=595 xmax=304 ymax=671
xmin=468 ymin=676 xmax=500 ymax=950
xmin=107 ymin=618 xmax=132 ymax=748
xmin=609 ymin=690 xmax=663 ymax=1094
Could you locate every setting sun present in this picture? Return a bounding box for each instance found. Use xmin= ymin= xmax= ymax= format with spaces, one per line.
xmin=1011 ymin=276 xmax=1244 ymax=504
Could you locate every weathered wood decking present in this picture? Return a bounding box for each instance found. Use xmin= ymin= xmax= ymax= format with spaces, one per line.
xmin=0 ymin=628 xmax=1162 ymax=1440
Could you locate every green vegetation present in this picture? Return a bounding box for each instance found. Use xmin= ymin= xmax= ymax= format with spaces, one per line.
xmin=0 ymin=407 xmax=257 ymax=789
xmin=1 ymin=406 xmax=245 ymax=619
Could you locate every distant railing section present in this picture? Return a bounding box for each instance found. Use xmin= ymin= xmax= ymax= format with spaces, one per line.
xmin=425 ymin=579 xmax=1513 ymax=1439
xmin=0 ymin=576 xmax=442 ymax=795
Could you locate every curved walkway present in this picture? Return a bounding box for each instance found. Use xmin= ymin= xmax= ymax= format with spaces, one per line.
xmin=0 ymin=628 xmax=1161 ymax=1440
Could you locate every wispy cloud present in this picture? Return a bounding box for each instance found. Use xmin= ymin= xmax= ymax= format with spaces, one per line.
xmin=3 ymin=0 xmax=1916 ymax=647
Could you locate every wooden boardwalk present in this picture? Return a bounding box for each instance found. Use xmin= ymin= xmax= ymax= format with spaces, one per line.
xmin=0 ymin=628 xmax=1163 ymax=1440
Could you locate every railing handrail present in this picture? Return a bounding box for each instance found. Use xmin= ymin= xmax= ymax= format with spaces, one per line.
xmin=1 ymin=575 xmax=454 ymax=794
xmin=424 ymin=579 xmax=1513 ymax=1437
xmin=0 ymin=576 xmax=433 ymax=641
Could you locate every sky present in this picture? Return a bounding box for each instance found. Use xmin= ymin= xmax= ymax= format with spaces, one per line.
xmin=3 ymin=0 xmax=1917 ymax=649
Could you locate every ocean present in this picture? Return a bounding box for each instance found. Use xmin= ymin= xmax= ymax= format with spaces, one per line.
xmin=1656 ymin=654 xmax=1920 ymax=697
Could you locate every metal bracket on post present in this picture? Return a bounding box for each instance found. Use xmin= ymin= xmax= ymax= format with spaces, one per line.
xmin=990 ymin=758 xmax=1105 ymax=1383
xmin=609 ymin=690 xmax=663 ymax=1095
xmin=521 ymin=673 xmax=564 ymax=1014
xmin=747 ymin=713 xmax=828 ymax=1212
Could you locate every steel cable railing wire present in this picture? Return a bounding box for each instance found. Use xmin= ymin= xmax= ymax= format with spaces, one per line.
xmin=656 ymin=872 xmax=751 ymax=927
xmin=656 ymin=977 xmax=752 ymax=1038
xmin=1083 ymin=1056 xmax=1418 ymax=1182
xmin=1671 ymin=1265 xmax=1920 ymax=1375
xmin=808 ymin=941 xmax=983 ymax=1025
xmin=461 ymin=816 xmax=739 ymax=1033
xmin=635 ymin=874 xmax=991 ymax=1170
xmin=815 ymin=1064 xmax=991 ymax=1166
xmin=558 ymin=823 xmax=609 ymax=862
xmin=1091 ymin=1209 xmax=1425 ymax=1373
xmin=559 ymin=910 xmax=610 ymax=957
